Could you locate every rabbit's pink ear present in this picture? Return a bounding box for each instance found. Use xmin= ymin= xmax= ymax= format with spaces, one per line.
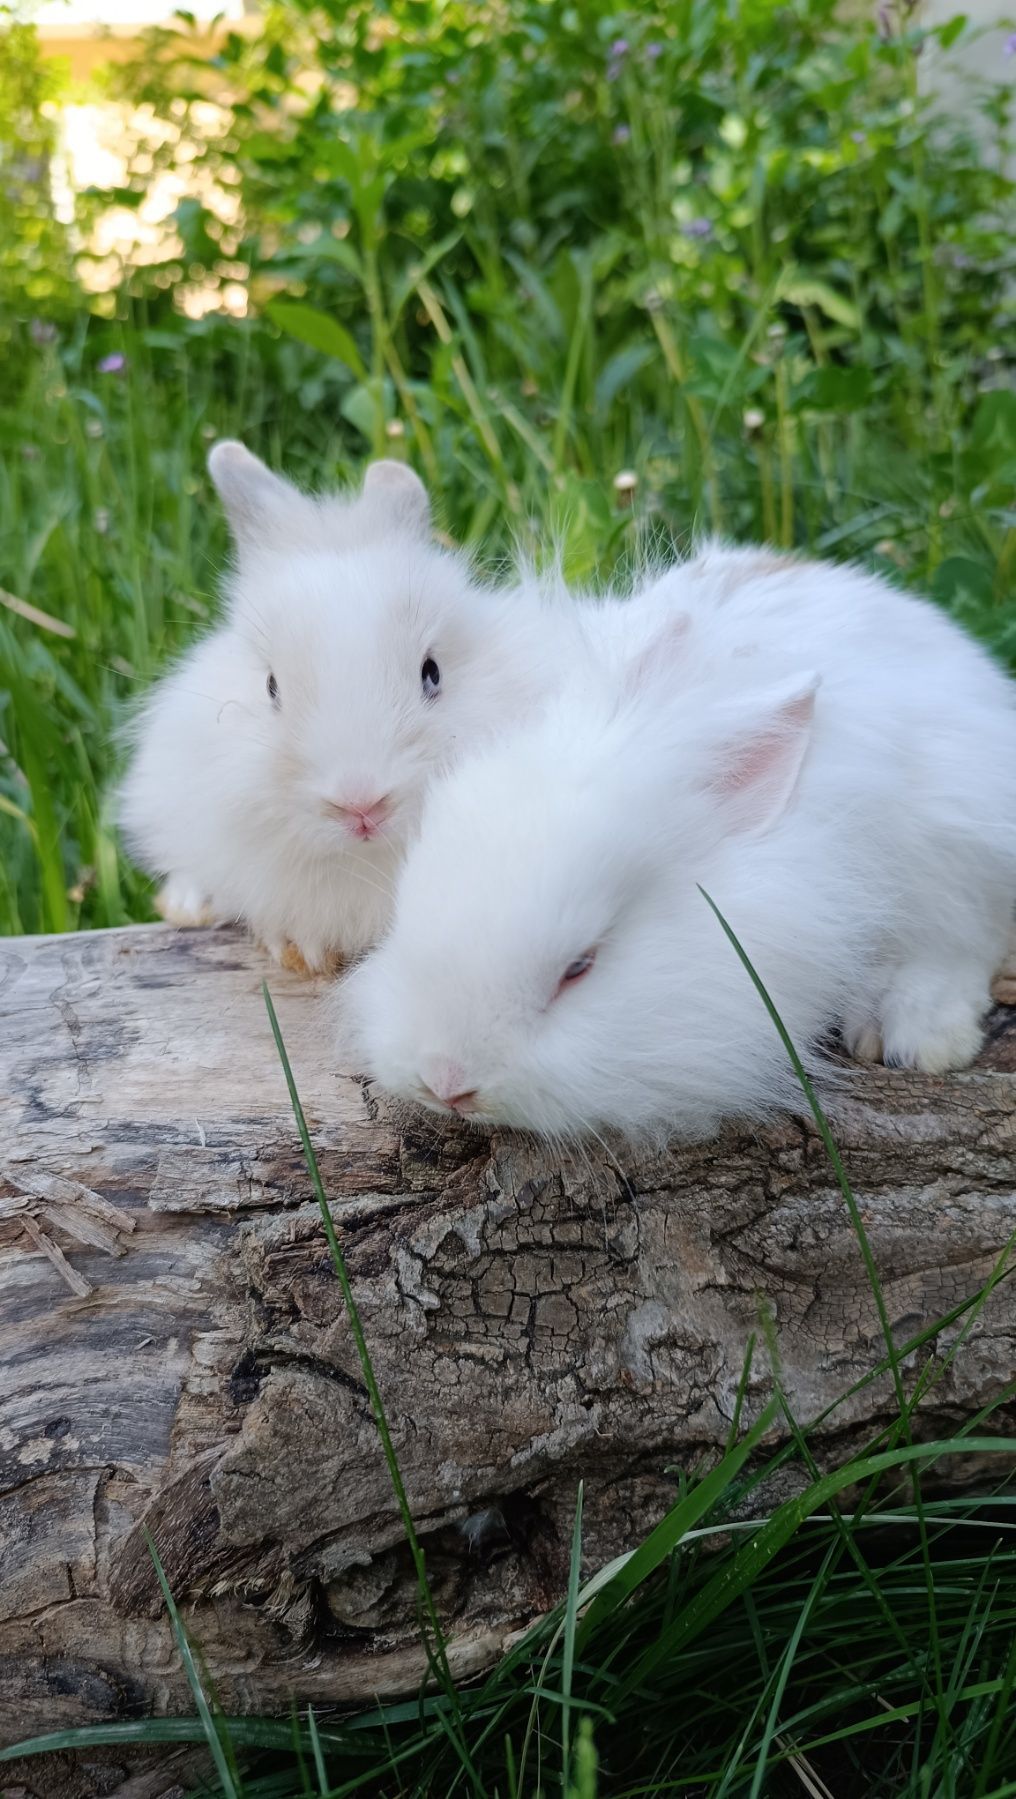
xmin=622 ymin=611 xmax=692 ymax=700
xmin=362 ymin=459 xmax=430 ymax=534
xmin=708 ymin=675 xmax=820 ymax=837
xmin=208 ymin=441 xmax=304 ymax=546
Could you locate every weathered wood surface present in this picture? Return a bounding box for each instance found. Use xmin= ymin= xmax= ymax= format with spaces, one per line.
xmin=2 ymin=923 xmax=1016 ymax=1759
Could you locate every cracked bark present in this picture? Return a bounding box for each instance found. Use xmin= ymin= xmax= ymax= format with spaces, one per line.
xmin=2 ymin=923 xmax=1016 ymax=1773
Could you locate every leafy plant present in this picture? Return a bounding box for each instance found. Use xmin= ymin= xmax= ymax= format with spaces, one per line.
xmin=97 ymin=0 xmax=1016 ymax=562
xmin=0 ymin=13 xmax=77 ymax=397
xmin=1 ymin=0 xmax=1014 ymax=926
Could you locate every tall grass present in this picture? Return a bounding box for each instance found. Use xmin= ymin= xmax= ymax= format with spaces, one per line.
xmin=1 ymin=0 xmax=1015 ymax=934
xmin=1 ymin=310 xmax=1015 ymax=938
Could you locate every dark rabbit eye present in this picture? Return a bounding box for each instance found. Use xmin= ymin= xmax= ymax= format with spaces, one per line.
xmin=421 ymin=656 xmax=441 ymax=698
xmin=267 ymin=672 xmax=279 ymax=706
xmin=557 ymin=952 xmax=596 ymax=996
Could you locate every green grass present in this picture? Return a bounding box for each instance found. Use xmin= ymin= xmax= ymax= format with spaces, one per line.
xmin=1 ymin=315 xmax=1015 ymax=938
xmin=1 ymin=0 xmax=1015 ymax=933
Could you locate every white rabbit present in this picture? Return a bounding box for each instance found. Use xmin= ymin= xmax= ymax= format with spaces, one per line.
xmin=118 ymin=445 xmax=576 ymax=972
xmin=341 ymin=546 xmax=1016 ymax=1139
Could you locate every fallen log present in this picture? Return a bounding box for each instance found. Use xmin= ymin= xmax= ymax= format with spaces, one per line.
xmin=1 ymin=923 xmax=1015 ymax=1764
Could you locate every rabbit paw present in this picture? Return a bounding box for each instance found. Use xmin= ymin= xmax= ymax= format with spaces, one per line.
xmin=273 ymin=939 xmax=345 ymax=979
xmin=842 ymin=1019 xmax=883 ymax=1065
xmin=156 ymin=875 xmax=217 ymax=929
xmin=879 ymin=967 xmax=986 ymax=1074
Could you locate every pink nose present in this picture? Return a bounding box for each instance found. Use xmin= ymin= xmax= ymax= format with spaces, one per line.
xmin=326 ymin=794 xmax=392 ymax=841
xmin=419 ymin=1057 xmax=479 ymax=1114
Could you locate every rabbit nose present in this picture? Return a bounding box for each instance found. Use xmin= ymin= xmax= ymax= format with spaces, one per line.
xmin=418 ymin=1057 xmax=479 ymax=1114
xmin=325 ymin=794 xmax=392 ymax=840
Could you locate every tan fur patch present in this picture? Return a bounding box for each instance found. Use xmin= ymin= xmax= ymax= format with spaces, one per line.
xmin=278 ymin=940 xmax=345 ymax=980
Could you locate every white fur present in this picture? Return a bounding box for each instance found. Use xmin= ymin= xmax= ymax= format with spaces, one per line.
xmin=118 ymin=447 xmax=578 ymax=968
xmin=342 ymin=545 xmax=1016 ymax=1138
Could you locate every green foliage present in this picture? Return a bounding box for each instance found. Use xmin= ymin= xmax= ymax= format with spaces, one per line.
xmin=0 ymin=0 xmax=1014 ymax=928
xmin=0 ymin=15 xmax=77 ymax=396
xmin=105 ymin=0 xmax=1016 ymax=550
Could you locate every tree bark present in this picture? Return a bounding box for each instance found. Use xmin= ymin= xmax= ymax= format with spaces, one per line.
xmin=2 ymin=923 xmax=1015 ymax=1759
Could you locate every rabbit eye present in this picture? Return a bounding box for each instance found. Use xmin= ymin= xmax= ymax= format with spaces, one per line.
xmin=421 ymin=656 xmax=441 ymax=699
xmin=556 ymin=951 xmax=596 ymax=998
xmin=267 ymin=672 xmax=280 ymax=706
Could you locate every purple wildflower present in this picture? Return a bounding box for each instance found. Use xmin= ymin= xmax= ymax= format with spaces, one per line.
xmin=13 ymin=155 xmax=45 ymax=187
xmin=645 ymin=40 xmax=664 ymax=59
xmin=610 ymin=37 xmax=629 ymax=56
xmin=851 ymin=129 xmax=866 ymax=144
xmin=1004 ymin=30 xmax=1016 ymax=54
xmin=29 ymin=319 xmax=57 ymax=346
xmin=612 ymin=123 xmax=632 ymax=144
xmin=682 ymin=217 xmax=713 ymax=239
xmin=97 ymin=351 xmax=126 ymax=375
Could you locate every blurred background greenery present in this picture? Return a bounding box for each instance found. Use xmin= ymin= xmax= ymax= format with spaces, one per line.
xmin=0 ymin=0 xmax=1014 ymax=937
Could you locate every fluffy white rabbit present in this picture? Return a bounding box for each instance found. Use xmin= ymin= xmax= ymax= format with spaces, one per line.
xmin=342 ymin=546 xmax=1016 ymax=1139
xmin=119 ymin=444 xmax=574 ymax=971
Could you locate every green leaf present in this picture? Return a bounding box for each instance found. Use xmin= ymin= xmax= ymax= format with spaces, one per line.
xmin=242 ymin=129 xmax=293 ymax=163
xmin=936 ymin=13 xmax=967 ymax=47
xmin=971 ymin=390 xmax=1016 ymax=454
xmin=265 ymin=301 xmax=365 ymax=376
xmin=779 ymin=275 xmax=861 ymax=331
xmin=932 ymin=557 xmax=995 ymax=607
xmin=304 ymin=236 xmax=364 ymax=281
xmin=794 ymin=365 xmax=873 ymax=413
xmin=391 ymin=229 xmax=463 ymax=326
xmin=340 ymin=379 xmax=386 ymax=442
xmin=594 ymin=342 xmax=657 ymax=413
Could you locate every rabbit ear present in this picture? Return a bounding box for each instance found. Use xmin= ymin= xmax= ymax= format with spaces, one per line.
xmin=362 ymin=459 xmax=430 ymax=534
xmin=707 ymin=675 xmax=820 ymax=837
xmin=208 ymin=442 xmax=305 ymax=547
xmin=621 ymin=611 xmax=692 ymax=700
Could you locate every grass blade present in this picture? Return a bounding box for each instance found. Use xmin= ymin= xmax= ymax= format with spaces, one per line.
xmin=306 ymin=1707 xmax=328 ymax=1796
xmin=262 ymin=983 xmax=442 ymax=1652
xmin=614 ymin=1434 xmax=1016 ymax=1703
xmin=143 ymin=1529 xmax=240 ymax=1799
xmin=698 ymin=885 xmax=907 ymax=1415
xmin=262 ymin=983 xmax=486 ymax=1791
xmin=578 ymin=1394 xmax=780 ymax=1644
xmin=560 ymin=1481 xmax=584 ymax=1787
